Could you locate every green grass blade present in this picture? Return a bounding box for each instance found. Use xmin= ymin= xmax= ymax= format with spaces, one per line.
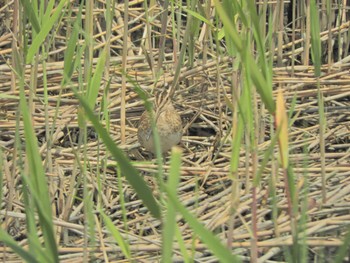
xmin=19 ymin=0 xmax=40 ymax=33
xmin=87 ymin=46 xmax=107 ymax=109
xmin=174 ymin=225 xmax=190 ymax=262
xmin=42 ymin=0 xmax=56 ymax=23
xmin=310 ymin=0 xmax=321 ymax=77
xmin=20 ymin=175 xmax=57 ymax=263
xmin=101 ymin=210 xmax=131 ymax=259
xmin=63 ymin=2 xmax=83 ymax=85
xmin=127 ymin=76 xmax=165 ymax=185
xmin=214 ymin=0 xmax=275 ymax=113
xmin=235 ymin=1 xmax=249 ymax=26
xmin=26 ymin=0 xmax=68 ymax=63
xmin=221 ymin=1 xmax=238 ymax=56
xmin=0 ymin=229 xmax=39 ymax=263
xmin=162 ymin=147 xmax=182 ymax=262
xmin=182 ymin=7 xmax=214 ymax=27
xmin=254 ymin=127 xmax=279 ymax=185
xmin=334 ymin=227 xmax=350 ymax=263
xmin=19 ymin=103 xmax=58 ymax=262
xmin=246 ymin=0 xmax=270 ymax=80
xmin=165 ymin=185 xmax=241 ymax=262
xmin=74 ymin=91 xmax=161 ymax=219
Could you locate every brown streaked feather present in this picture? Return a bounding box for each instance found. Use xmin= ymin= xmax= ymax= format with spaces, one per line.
xmin=137 ymin=89 xmax=182 ymax=154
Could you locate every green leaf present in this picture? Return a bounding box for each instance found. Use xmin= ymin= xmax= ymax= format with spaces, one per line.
xmin=254 ymin=127 xmax=279 ymax=186
xmin=26 ymin=0 xmax=68 ymax=63
xmin=183 ymin=7 xmax=214 ymax=28
xmin=74 ymin=90 xmax=161 ymax=219
xmin=165 ymin=185 xmax=241 ymax=262
xmin=42 ymin=0 xmax=57 ymax=24
xmin=87 ymin=47 xmax=107 ymax=109
xmin=162 ymin=147 xmax=182 ymax=262
xmin=101 ymin=210 xmax=131 ymax=259
xmin=19 ymin=77 xmax=58 ymax=261
xmin=63 ymin=2 xmax=83 ymax=85
xmin=310 ymin=0 xmax=321 ymax=77
xmin=0 ymin=229 xmax=39 ymax=263
xmin=19 ymin=0 xmax=40 ymax=33
xmin=214 ymin=0 xmax=275 ymax=113
xmin=334 ymin=227 xmax=350 ymax=263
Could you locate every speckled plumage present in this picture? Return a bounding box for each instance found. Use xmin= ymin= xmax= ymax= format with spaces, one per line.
xmin=138 ymin=91 xmax=182 ymax=154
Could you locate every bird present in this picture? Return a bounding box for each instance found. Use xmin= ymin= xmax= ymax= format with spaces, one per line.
xmin=137 ymin=89 xmax=182 ymax=155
